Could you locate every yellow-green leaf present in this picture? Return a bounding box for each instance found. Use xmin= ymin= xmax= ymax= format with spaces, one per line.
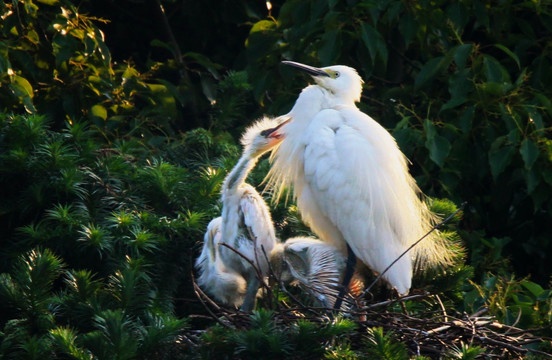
xmin=37 ymin=0 xmax=60 ymax=5
xmin=90 ymin=104 xmax=107 ymax=120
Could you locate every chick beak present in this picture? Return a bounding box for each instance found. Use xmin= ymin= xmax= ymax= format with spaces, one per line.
xmin=282 ymin=61 xmax=330 ymax=77
xmin=261 ymin=119 xmax=290 ymax=139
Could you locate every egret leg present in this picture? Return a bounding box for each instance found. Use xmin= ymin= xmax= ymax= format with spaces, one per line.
xmin=333 ymin=243 xmax=356 ymax=310
xmin=240 ymin=276 xmax=260 ymax=312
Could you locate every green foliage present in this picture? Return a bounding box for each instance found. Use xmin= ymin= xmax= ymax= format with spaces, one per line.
xmin=0 ymin=0 xmax=255 ymax=138
xmin=231 ymin=310 xmax=292 ymax=358
xmin=362 ymin=327 xmax=408 ymax=360
xmin=463 ymin=274 xmax=552 ymax=329
xmin=446 ymin=342 xmax=486 ymax=360
xmin=0 ymin=114 xmax=205 ymax=358
xmin=196 ymin=312 xmax=359 ymax=359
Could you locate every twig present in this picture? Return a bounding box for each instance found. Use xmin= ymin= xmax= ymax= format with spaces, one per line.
xmin=191 ymin=274 xmax=232 ymax=328
xmin=504 ymin=307 xmax=522 ymax=335
xmin=219 ymin=243 xmax=266 ymax=288
xmin=154 ymin=0 xmax=183 ymax=64
xmin=433 ymin=294 xmax=448 ymax=322
xmin=478 ymin=336 xmax=552 ymax=358
xmin=359 ymin=293 xmax=430 ymax=311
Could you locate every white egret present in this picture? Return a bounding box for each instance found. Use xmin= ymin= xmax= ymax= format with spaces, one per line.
xmin=195 ymin=217 xmax=247 ymax=307
xmin=195 ymin=116 xmax=286 ymax=311
xmin=270 ymin=237 xmax=364 ymax=310
xmin=267 ymin=61 xmax=453 ymax=296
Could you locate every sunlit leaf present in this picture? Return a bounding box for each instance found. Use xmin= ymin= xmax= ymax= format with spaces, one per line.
xmin=9 ymin=75 xmax=37 ymax=113
xmin=90 ymin=104 xmax=107 ymax=120
xmin=37 ymin=0 xmax=60 ymax=5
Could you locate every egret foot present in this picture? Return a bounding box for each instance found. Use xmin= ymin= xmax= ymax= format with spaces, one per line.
xmin=240 ymin=276 xmax=260 ymax=312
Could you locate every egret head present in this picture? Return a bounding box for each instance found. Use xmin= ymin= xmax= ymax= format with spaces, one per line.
xmin=282 ymin=61 xmax=364 ymax=104
xmin=240 ymin=116 xmax=287 ymax=157
xmin=268 ymin=243 xmax=297 ymax=283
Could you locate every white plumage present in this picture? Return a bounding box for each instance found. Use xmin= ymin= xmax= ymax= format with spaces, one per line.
xmin=195 ymin=116 xmax=285 ymax=311
xmin=195 ymin=217 xmax=247 ymax=307
xmin=268 ymin=61 xmax=452 ymax=295
xmin=270 ymin=237 xmax=363 ymax=309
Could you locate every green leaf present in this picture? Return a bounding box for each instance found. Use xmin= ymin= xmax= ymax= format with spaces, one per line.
xmin=318 ymin=30 xmax=341 ymax=65
xmin=458 ymin=105 xmax=474 ymax=134
xmin=478 ymin=81 xmax=505 ymax=97
xmin=494 ymin=44 xmax=520 ymax=69
xmin=525 ymin=168 xmax=540 ymax=194
xmin=249 ymin=20 xmax=277 ymax=35
xmin=527 ymin=108 xmax=544 ymax=132
xmin=447 ymin=2 xmax=468 ymax=31
xmin=426 ymin=135 xmax=451 ymax=167
xmin=9 ymin=75 xmax=37 ymax=113
xmin=424 ymin=120 xmax=451 ymax=167
xmin=37 ymin=0 xmax=59 ymax=4
xmin=489 ymin=136 xmax=515 ymax=179
xmin=415 ymin=48 xmax=455 ymax=90
xmin=483 ymin=55 xmax=510 ymax=83
xmin=535 ymin=93 xmax=552 ymax=118
xmin=200 ymin=76 xmax=216 ymax=104
xmin=442 ymin=68 xmax=472 ymax=111
xmin=90 ymin=104 xmax=107 ymax=120
xmin=94 ymin=28 xmax=112 ymax=72
xmin=360 ymin=23 xmax=388 ymax=67
xmin=519 ymin=138 xmax=539 ymax=170
xmin=454 ymin=44 xmax=473 ymax=69
xmin=0 ymin=42 xmax=10 ymax=74
xmin=399 ymin=14 xmax=418 ymax=48
xmin=147 ymin=83 xmax=178 ymax=121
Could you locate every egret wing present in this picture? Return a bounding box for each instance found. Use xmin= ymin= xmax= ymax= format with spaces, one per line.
xmin=195 ymin=217 xmax=222 ymax=273
xmin=239 ymin=185 xmax=277 ymax=271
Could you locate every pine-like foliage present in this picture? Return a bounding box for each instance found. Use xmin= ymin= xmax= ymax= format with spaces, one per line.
xmin=362 ymin=327 xmax=408 ymax=360
xmin=0 ymin=114 xmax=208 ymax=358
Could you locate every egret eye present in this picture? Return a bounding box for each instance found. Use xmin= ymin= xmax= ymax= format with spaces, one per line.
xmin=334 ymin=71 xmax=340 ymax=78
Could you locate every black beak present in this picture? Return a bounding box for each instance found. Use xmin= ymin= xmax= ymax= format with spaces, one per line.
xmin=282 ymin=61 xmax=330 ymax=77
xmin=260 ymin=119 xmax=290 ymax=138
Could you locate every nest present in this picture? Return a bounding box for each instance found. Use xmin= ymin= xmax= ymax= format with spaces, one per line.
xmin=189 ymin=279 xmax=552 ymax=359
xmin=185 ymin=205 xmax=551 ymax=358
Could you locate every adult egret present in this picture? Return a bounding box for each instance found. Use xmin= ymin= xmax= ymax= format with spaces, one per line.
xmin=270 ymin=237 xmax=364 ymax=310
xmin=195 ymin=116 xmax=285 ymax=311
xmin=267 ymin=61 xmax=453 ymax=296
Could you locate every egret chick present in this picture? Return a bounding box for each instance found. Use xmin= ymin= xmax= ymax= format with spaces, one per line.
xmin=196 ymin=116 xmax=285 ymax=311
xmin=195 ymin=217 xmax=247 ymax=307
xmin=270 ymin=237 xmax=364 ymax=310
xmin=267 ymin=61 xmax=453 ymax=296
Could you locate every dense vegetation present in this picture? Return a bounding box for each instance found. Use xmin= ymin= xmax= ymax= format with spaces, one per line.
xmin=0 ymin=0 xmax=551 ymax=358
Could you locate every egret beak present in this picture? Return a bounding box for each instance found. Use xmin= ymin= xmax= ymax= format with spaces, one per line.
xmin=261 ymin=118 xmax=290 ymax=139
xmin=282 ymin=61 xmax=330 ymax=77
